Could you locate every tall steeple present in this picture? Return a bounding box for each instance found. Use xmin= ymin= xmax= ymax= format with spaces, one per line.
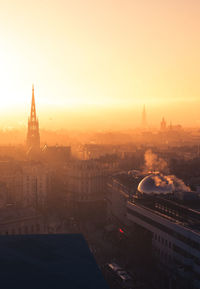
xmin=26 ymin=84 xmax=40 ymax=150
xmin=160 ymin=117 xmax=167 ymax=131
xmin=31 ymin=84 xmax=36 ymax=122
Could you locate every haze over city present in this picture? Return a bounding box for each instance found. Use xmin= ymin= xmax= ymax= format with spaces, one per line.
xmin=1 ymin=1 xmax=200 ymax=289
xmin=0 ymin=0 xmax=200 ymax=130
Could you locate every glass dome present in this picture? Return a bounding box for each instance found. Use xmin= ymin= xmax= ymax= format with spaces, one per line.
xmin=138 ymin=173 xmax=173 ymax=195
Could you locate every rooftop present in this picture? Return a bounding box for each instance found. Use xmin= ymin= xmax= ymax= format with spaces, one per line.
xmin=131 ymin=194 xmax=200 ymax=234
xmin=0 ymin=234 xmax=109 ymax=289
xmin=110 ymin=171 xmax=146 ymax=193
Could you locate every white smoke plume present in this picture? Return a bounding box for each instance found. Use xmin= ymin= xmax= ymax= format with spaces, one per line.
xmin=144 ymin=149 xmax=169 ymax=173
xmin=152 ymin=174 xmax=171 ymax=188
xmin=166 ymin=175 xmax=191 ymax=192
xmin=143 ymin=150 xmax=191 ymax=192
xmin=150 ymin=173 xmax=191 ymax=192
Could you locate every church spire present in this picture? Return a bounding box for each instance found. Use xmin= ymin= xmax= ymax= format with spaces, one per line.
xmin=26 ymin=84 xmax=40 ymax=151
xmin=31 ymin=84 xmax=36 ymax=122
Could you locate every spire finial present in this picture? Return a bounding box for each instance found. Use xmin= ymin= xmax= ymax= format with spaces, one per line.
xmin=32 ymin=84 xmax=34 ymax=98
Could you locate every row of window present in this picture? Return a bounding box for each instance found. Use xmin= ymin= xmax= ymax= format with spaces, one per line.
xmin=129 ymin=208 xmax=200 ymax=267
xmin=154 ymin=233 xmax=172 ymax=248
xmin=155 ymin=203 xmax=180 ymax=217
xmin=1 ymin=224 xmax=41 ymax=235
xmin=127 ymin=207 xmax=200 ymax=251
xmin=154 ymin=246 xmax=173 ymax=262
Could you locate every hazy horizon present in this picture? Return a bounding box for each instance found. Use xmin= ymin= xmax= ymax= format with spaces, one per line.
xmin=0 ymin=0 xmax=200 ymax=130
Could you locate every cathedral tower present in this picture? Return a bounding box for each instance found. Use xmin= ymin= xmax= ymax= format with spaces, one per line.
xmin=26 ymin=84 xmax=40 ymax=150
xmin=160 ymin=117 xmax=167 ymax=131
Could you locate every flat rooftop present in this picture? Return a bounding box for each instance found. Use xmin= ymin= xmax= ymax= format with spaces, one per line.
xmin=131 ymin=195 xmax=200 ymax=234
xmin=0 ymin=234 xmax=109 ymax=289
xmin=110 ymin=172 xmax=146 ymax=193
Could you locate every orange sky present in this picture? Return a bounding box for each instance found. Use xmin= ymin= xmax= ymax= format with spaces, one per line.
xmin=0 ymin=0 xmax=200 ymax=130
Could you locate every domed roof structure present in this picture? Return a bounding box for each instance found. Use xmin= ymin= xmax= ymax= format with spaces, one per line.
xmin=138 ymin=173 xmax=173 ymax=195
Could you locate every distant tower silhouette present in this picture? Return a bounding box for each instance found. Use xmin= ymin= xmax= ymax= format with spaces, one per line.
xmin=160 ymin=117 xmax=167 ymax=131
xmin=142 ymin=105 xmax=147 ymax=128
xmin=26 ymin=84 xmax=40 ymax=150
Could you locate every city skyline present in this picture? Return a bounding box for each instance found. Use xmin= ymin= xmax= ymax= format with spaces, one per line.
xmin=0 ymin=84 xmax=198 ymax=131
xmin=1 ymin=2 xmax=200 ymax=289
xmin=0 ymin=0 xmax=200 ymax=129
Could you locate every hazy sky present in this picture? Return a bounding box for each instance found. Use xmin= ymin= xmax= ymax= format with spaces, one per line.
xmin=0 ymin=0 xmax=200 ymax=129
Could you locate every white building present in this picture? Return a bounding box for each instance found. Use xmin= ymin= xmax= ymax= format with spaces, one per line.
xmin=127 ymin=174 xmax=200 ymax=289
xmin=107 ymin=170 xmax=146 ymax=225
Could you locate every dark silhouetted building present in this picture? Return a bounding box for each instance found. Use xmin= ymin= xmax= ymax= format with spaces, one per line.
xmin=0 ymin=234 xmax=109 ymax=289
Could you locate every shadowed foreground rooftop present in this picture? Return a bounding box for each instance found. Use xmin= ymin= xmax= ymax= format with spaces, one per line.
xmin=0 ymin=234 xmax=109 ymax=289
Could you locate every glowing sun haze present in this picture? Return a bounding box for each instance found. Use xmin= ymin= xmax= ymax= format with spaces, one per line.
xmin=0 ymin=0 xmax=200 ymax=129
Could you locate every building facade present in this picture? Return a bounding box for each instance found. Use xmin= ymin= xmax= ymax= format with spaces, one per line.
xmin=127 ymin=174 xmax=200 ymax=289
xmin=22 ymin=162 xmax=50 ymax=208
xmin=107 ymin=171 xmax=200 ymax=289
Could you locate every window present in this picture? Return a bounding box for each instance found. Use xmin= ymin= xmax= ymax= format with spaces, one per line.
xmin=36 ymin=224 xmax=40 ymax=232
xmin=127 ymin=208 xmax=200 ymax=251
